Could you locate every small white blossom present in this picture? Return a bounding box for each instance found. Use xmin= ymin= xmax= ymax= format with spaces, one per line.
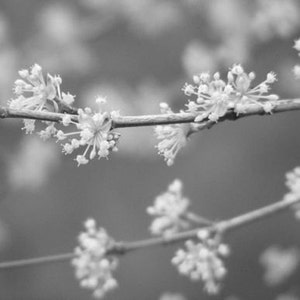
xmin=228 ymin=64 xmax=278 ymax=113
xmin=260 ymin=245 xmax=300 ymax=286
xmin=172 ymin=233 xmax=229 ymax=294
xmin=9 ymin=64 xmax=60 ymax=111
xmin=56 ymin=99 xmax=120 ymax=166
xmin=154 ymin=103 xmax=189 ymax=166
xmin=184 ymin=64 xmax=278 ymax=122
xmin=9 ymin=64 xmax=74 ymax=136
xmin=72 ymin=219 xmax=118 ymax=299
xmin=147 ymin=179 xmax=190 ymax=237
xmin=22 ymin=119 xmax=36 ymax=134
xmin=62 ymin=92 xmax=75 ymax=105
xmin=184 ymin=72 xmax=233 ymax=123
xmin=62 ymin=114 xmax=72 ymax=126
xmin=39 ymin=122 xmax=57 ymax=141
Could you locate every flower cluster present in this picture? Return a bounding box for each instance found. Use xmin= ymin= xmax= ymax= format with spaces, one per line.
xmin=8 ymin=65 xmax=120 ymax=166
xmin=260 ymin=245 xmax=300 ymax=286
xmin=184 ymin=64 xmax=278 ymax=122
xmin=72 ymin=219 xmax=118 ymax=299
xmin=154 ymin=103 xmax=190 ymax=166
xmin=293 ymin=38 xmax=300 ymax=79
xmin=172 ymin=230 xmax=230 ymax=294
xmin=56 ymin=98 xmax=120 ymax=166
xmin=8 ymin=64 xmax=74 ymax=134
xmin=147 ymin=179 xmax=190 ymax=237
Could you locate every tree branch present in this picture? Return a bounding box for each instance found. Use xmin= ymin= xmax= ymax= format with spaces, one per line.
xmin=0 ymin=194 xmax=298 ymax=269
xmin=1 ymin=99 xmax=300 ymax=129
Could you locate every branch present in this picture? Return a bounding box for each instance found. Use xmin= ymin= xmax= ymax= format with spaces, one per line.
xmin=0 ymin=194 xmax=298 ymax=269
xmin=1 ymin=99 xmax=300 ymax=129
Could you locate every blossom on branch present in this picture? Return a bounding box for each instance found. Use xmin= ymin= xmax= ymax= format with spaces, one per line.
xmin=227 ymin=64 xmax=278 ymax=113
xmin=10 ymin=63 xmax=60 ymax=110
xmin=147 ymin=179 xmax=190 ymax=237
xmin=184 ymin=64 xmax=278 ymax=122
xmin=56 ymin=98 xmax=119 ymax=166
xmin=172 ymin=230 xmax=230 ymax=294
xmin=8 ymin=64 xmax=75 ymax=134
xmin=154 ymin=103 xmax=190 ymax=166
xmin=72 ymin=219 xmax=118 ymax=299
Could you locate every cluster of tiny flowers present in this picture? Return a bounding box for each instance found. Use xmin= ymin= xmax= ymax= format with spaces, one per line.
xmin=285 ymin=167 xmax=300 ymax=218
xmin=147 ymin=179 xmax=190 ymax=237
xmin=260 ymin=245 xmax=300 ymax=286
xmin=293 ymin=39 xmax=300 ymax=79
xmin=72 ymin=219 xmax=118 ymax=299
xmin=8 ymin=64 xmax=75 ymax=134
xmin=154 ymin=103 xmax=190 ymax=166
xmin=184 ymin=64 xmax=278 ymax=122
xmin=56 ymin=97 xmax=120 ymax=166
xmin=172 ymin=230 xmax=230 ymax=294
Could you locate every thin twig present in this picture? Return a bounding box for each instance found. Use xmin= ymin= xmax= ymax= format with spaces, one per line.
xmin=0 ymin=194 xmax=298 ymax=270
xmin=1 ymin=99 xmax=300 ymax=129
xmin=0 ymin=253 xmax=74 ymax=269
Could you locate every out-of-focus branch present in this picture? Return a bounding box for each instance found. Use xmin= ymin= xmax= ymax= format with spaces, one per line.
xmin=0 ymin=194 xmax=298 ymax=269
xmin=0 ymin=99 xmax=300 ymax=129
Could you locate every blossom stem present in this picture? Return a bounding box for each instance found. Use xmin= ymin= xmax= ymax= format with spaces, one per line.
xmin=0 ymin=194 xmax=298 ymax=270
xmin=1 ymin=99 xmax=300 ymax=128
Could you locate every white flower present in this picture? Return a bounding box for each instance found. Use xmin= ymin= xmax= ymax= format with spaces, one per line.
xmin=184 ymin=64 xmax=278 ymax=122
xmin=184 ymin=72 xmax=233 ymax=123
xmin=172 ymin=232 xmax=229 ymax=294
xmin=9 ymin=64 xmax=74 ymax=136
xmin=147 ymin=179 xmax=190 ymax=237
xmin=72 ymin=219 xmax=118 ymax=299
xmin=9 ymin=64 xmax=60 ymax=111
xmin=39 ymin=122 xmax=57 ymax=140
xmin=62 ymin=92 xmax=75 ymax=105
xmin=154 ymin=103 xmax=189 ymax=166
xmin=56 ymin=99 xmax=120 ymax=166
xmin=260 ymin=245 xmax=300 ymax=286
xmin=22 ymin=119 xmax=36 ymax=134
xmin=228 ymin=64 xmax=278 ymax=114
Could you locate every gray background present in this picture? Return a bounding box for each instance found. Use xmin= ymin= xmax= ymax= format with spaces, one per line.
xmin=0 ymin=0 xmax=300 ymax=299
